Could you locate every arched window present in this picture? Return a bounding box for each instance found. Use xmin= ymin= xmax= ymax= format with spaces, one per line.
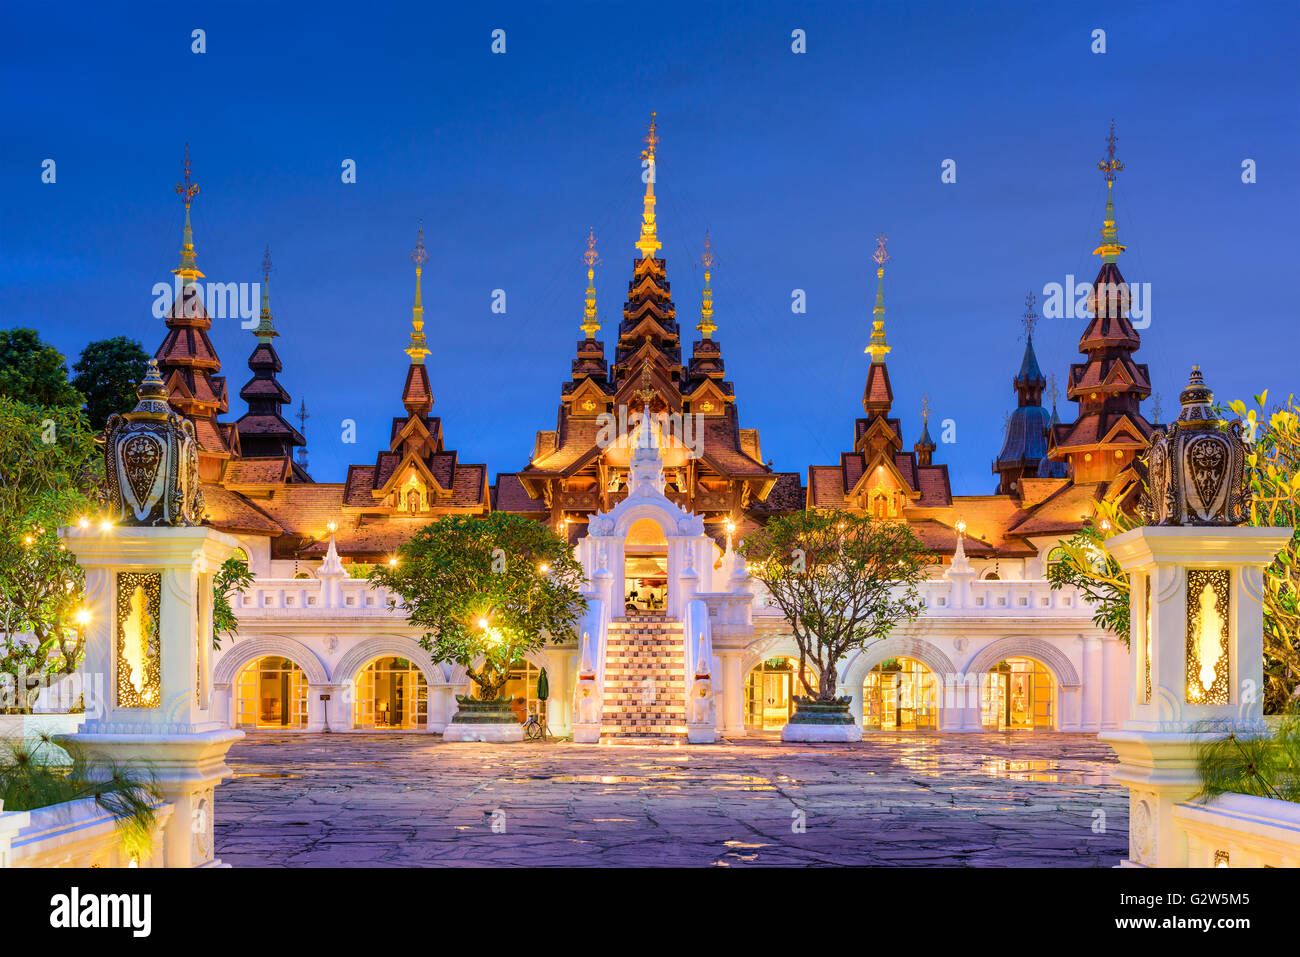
xmin=744 ymin=657 xmax=818 ymax=730
xmin=235 ymin=656 xmax=308 ymax=729
xmin=982 ymin=657 xmax=1054 ymax=730
xmin=353 ymin=657 xmax=428 ymax=730
xmin=863 ymin=656 xmax=938 ymax=731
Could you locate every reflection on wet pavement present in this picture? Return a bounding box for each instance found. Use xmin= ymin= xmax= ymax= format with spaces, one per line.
xmin=216 ymin=732 xmax=1127 ymax=867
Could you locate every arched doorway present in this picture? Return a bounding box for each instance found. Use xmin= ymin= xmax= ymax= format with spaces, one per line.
xmin=235 ymin=656 xmax=308 ymax=730
xmin=982 ymin=657 xmax=1054 ymax=730
xmin=744 ymin=657 xmax=818 ymax=731
xmin=624 ymin=518 xmax=668 ymax=613
xmin=353 ymin=656 xmax=428 ymax=730
xmin=863 ymin=656 xmax=938 ymax=731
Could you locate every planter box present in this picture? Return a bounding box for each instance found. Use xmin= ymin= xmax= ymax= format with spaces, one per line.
xmin=0 ymin=713 xmax=83 ymax=766
xmin=442 ymin=695 xmax=524 ymax=742
xmin=1 ymin=797 xmax=172 ymax=868
xmin=781 ymin=697 xmax=863 ymax=743
xmin=1173 ymin=792 xmax=1300 ymax=868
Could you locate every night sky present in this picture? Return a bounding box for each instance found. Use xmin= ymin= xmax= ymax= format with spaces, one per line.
xmin=3 ymin=1 xmax=1297 ymax=494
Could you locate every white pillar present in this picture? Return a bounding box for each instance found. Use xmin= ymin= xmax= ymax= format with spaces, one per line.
xmin=1100 ymin=526 xmax=1292 ymax=868
xmin=56 ymin=525 xmax=244 ymax=868
xmin=717 ymin=651 xmax=745 ymax=736
xmin=1080 ymin=635 xmax=1103 ymax=731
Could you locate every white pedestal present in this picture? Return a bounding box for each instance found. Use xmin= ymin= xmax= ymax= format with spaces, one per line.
xmin=441 ymin=722 xmax=524 ymax=743
xmin=1099 ymin=525 xmax=1292 ymax=867
xmin=781 ymin=722 xmax=863 ymax=743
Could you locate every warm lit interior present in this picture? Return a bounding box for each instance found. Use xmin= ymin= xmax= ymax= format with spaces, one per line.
xmin=235 ymin=655 xmax=308 ymax=729
xmin=863 ymin=656 xmax=938 ymax=731
xmin=982 ymin=657 xmax=1054 ymax=730
xmin=352 ymin=656 xmax=428 ymax=730
xmin=624 ymin=518 xmax=669 ymax=613
xmin=744 ymin=657 xmax=819 ymax=730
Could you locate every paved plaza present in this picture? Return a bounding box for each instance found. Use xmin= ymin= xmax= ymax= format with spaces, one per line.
xmin=214 ymin=733 xmax=1129 ymax=866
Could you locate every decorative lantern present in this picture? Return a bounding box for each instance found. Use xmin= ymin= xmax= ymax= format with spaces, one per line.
xmin=1137 ymin=366 xmax=1250 ymax=527
xmin=102 ymin=360 xmax=204 ymax=526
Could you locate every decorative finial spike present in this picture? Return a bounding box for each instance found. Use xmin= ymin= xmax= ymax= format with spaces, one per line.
xmin=581 ymin=228 xmax=601 ymax=339
xmin=865 ymin=233 xmax=891 ymax=362
xmin=697 ymin=232 xmax=716 ymax=340
xmin=171 ymin=144 xmax=204 ymax=283
xmin=921 ymin=393 xmax=931 ymax=426
xmin=635 ymin=113 xmax=663 ymax=259
xmin=405 ymin=221 xmax=431 ymax=364
xmin=254 ymin=244 xmax=278 ymax=341
xmin=1021 ymin=291 xmax=1039 ymax=341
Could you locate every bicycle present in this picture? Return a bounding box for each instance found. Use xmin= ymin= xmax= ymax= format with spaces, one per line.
xmin=522 ymin=711 xmax=548 ymax=741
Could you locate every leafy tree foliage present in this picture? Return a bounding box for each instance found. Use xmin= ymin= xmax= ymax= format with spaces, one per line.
xmin=72 ymin=336 xmax=149 ymax=430
xmin=0 ymin=399 xmax=100 ymax=710
xmin=740 ymin=509 xmax=932 ymax=702
xmin=1046 ymin=498 xmax=1136 ymax=644
xmin=369 ymin=513 xmax=587 ymax=700
xmin=0 ymin=328 xmax=82 ymax=409
xmin=212 ymin=555 xmax=254 ymax=650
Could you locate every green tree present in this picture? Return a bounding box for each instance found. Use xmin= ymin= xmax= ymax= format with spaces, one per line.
xmin=740 ymin=509 xmax=932 ymax=702
xmin=212 ymin=555 xmax=254 ymax=650
xmin=71 ymin=336 xmax=150 ymax=430
xmin=369 ymin=513 xmax=587 ymax=700
xmin=0 ymin=328 xmax=82 ymax=409
xmin=0 ymin=399 xmax=100 ymax=711
xmin=1046 ymin=498 xmax=1137 ymax=644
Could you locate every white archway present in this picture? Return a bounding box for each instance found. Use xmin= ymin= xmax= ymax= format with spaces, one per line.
xmin=965 ymin=636 xmax=1082 ymax=688
xmin=332 ymin=636 xmax=441 ymax=687
xmin=213 ymin=635 xmax=328 ymax=686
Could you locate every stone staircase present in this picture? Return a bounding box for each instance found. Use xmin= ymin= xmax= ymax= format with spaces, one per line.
xmin=601 ymin=615 xmax=687 ymax=740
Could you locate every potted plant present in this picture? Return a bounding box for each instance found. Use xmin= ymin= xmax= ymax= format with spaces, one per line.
xmin=741 ymin=509 xmax=931 ymax=741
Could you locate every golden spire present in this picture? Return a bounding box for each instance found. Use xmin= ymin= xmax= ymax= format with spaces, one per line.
xmin=921 ymin=393 xmax=931 ymax=426
xmin=635 ymin=112 xmax=663 ymax=259
xmin=254 ymin=245 xmax=278 ymax=342
xmin=1092 ymin=119 xmax=1127 ymax=264
xmin=697 ymin=232 xmax=716 ymax=339
xmin=405 ymin=221 xmax=431 ymax=365
xmin=865 ymin=233 xmax=890 ymax=363
xmin=172 ymin=144 xmax=204 ymax=284
xmin=581 ymin=228 xmax=601 ymax=339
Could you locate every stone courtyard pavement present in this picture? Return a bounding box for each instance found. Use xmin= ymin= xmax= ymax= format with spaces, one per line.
xmin=215 ymin=733 xmax=1128 ymax=867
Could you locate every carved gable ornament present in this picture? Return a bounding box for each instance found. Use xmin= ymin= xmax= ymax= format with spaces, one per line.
xmin=103 ymin=360 xmax=204 ymax=526
xmin=1137 ymin=366 xmax=1250 ymax=526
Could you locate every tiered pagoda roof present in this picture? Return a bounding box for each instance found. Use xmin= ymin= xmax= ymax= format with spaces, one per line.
xmin=233 ymin=248 xmax=309 ymax=480
xmin=993 ymin=295 xmax=1062 ymax=495
xmin=496 ymin=116 xmax=800 ymax=541
xmin=152 ymin=147 xmax=239 ymax=481
xmin=1047 ymin=122 xmax=1153 ymax=488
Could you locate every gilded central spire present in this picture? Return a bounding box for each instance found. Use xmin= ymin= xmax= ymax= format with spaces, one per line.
xmin=405 ymin=221 xmax=431 ymax=365
xmin=1093 ymin=119 xmax=1127 ymax=264
xmin=635 ymin=112 xmax=663 ymax=259
xmin=581 ymin=228 xmax=601 ymax=339
xmin=254 ymin=245 xmax=278 ymax=342
xmin=172 ymin=144 xmax=204 ymax=284
xmin=697 ymin=232 xmax=716 ymax=339
xmin=865 ymin=233 xmax=891 ymax=363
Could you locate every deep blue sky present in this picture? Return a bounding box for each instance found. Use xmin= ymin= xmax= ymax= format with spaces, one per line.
xmin=3 ymin=1 xmax=1297 ymax=494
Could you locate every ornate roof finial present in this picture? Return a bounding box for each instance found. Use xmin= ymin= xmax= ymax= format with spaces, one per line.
xmin=635 ymin=112 xmax=663 ymax=259
xmin=921 ymin=393 xmax=931 ymax=426
xmin=1098 ymin=118 xmax=1125 ymax=185
xmin=1093 ymin=120 xmax=1127 ymax=263
xmin=1022 ymin=291 xmax=1038 ymax=341
xmin=865 ymin=233 xmax=891 ymax=363
xmin=253 ymin=245 xmax=278 ymax=342
xmin=405 ymin=221 xmax=431 ymax=365
xmin=1049 ymin=371 xmax=1060 ymax=407
xmin=581 ymin=228 xmax=601 ymax=339
xmin=294 ymin=398 xmax=310 ymax=468
xmin=636 ymin=361 xmax=655 ymax=411
xmin=697 ymin=232 xmax=716 ymax=340
xmin=172 ymin=144 xmax=204 ymax=284
xmin=1151 ymin=391 xmax=1162 ymax=425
